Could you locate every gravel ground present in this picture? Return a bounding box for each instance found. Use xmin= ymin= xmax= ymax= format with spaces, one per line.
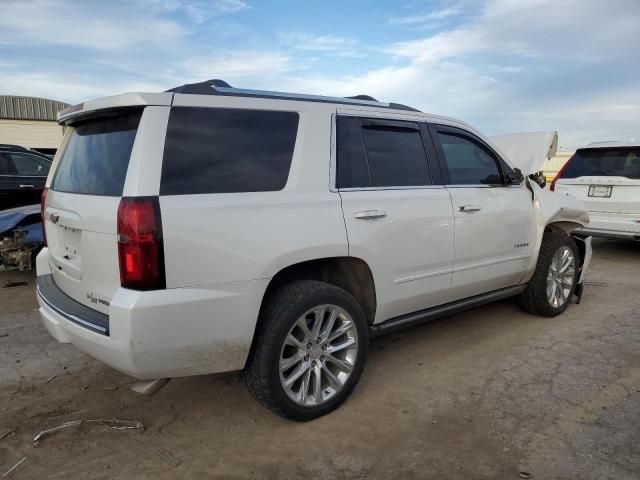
xmin=0 ymin=238 xmax=638 ymax=479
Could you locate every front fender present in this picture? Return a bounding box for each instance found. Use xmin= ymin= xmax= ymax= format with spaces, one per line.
xmin=521 ymin=178 xmax=591 ymax=283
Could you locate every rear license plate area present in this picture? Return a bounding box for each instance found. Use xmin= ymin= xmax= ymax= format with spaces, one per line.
xmin=588 ymin=185 xmax=612 ymax=198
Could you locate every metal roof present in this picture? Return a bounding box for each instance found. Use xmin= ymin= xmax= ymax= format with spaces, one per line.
xmin=0 ymin=96 xmax=70 ymax=121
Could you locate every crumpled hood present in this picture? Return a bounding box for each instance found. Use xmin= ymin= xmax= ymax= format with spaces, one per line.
xmin=489 ymin=131 xmax=558 ymax=175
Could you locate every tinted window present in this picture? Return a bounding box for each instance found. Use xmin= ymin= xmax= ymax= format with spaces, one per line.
xmin=52 ymin=111 xmax=141 ymax=196
xmin=561 ymin=148 xmax=640 ymax=179
xmin=336 ymin=116 xmax=370 ymax=188
xmin=436 ymin=131 xmax=502 ymax=185
xmin=161 ymin=108 xmax=299 ymax=195
xmin=0 ymin=154 xmax=13 ymax=175
xmin=336 ymin=117 xmax=431 ymax=188
xmin=10 ymin=153 xmax=50 ymax=176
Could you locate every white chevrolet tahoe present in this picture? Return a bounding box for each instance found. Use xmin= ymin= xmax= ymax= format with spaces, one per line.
xmin=36 ymin=79 xmax=592 ymax=420
xmin=551 ymin=141 xmax=640 ymax=241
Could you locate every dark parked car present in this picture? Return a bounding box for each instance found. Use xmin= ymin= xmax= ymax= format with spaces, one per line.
xmin=0 ymin=144 xmax=52 ymax=211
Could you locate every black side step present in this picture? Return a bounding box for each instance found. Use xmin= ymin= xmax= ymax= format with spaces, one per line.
xmin=369 ymin=284 xmax=527 ymax=337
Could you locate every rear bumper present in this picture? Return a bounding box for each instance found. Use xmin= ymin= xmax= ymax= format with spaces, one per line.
xmin=574 ymin=213 xmax=640 ymax=240
xmin=36 ymin=248 xmax=268 ymax=380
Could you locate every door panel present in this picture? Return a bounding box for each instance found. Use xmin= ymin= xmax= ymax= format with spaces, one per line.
xmin=341 ymin=188 xmax=455 ymax=322
xmin=335 ymin=113 xmax=455 ymax=323
xmin=430 ymin=124 xmax=534 ymax=300
xmin=447 ymin=186 xmax=534 ymax=300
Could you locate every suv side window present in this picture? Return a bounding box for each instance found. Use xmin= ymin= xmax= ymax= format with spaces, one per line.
xmin=434 ymin=127 xmax=503 ymax=185
xmin=9 ymin=153 xmax=51 ymax=176
xmin=336 ymin=116 xmax=432 ymax=188
xmin=0 ymin=154 xmax=14 ymax=175
xmin=161 ymin=107 xmax=299 ymax=195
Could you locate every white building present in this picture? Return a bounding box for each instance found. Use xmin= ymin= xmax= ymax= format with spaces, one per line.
xmin=0 ymin=96 xmax=69 ymax=155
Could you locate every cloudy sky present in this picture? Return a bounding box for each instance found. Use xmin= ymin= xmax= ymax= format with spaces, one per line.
xmin=0 ymin=0 xmax=638 ymax=149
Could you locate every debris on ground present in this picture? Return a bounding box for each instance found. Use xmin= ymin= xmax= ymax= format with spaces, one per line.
xmin=0 ymin=429 xmax=14 ymax=440
xmin=153 ymin=448 xmax=181 ymax=467
xmin=0 ymin=334 xmax=8 ymax=338
xmin=33 ymin=419 xmax=144 ymax=446
xmin=519 ymin=472 xmax=532 ymax=479
xmin=2 ymin=456 xmax=28 ymax=478
xmin=45 ymin=375 xmax=56 ymax=384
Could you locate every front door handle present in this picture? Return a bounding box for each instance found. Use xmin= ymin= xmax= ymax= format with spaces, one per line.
xmin=459 ymin=204 xmax=481 ymax=212
xmin=354 ymin=210 xmax=387 ymax=220
xmin=19 ymin=184 xmax=35 ymax=188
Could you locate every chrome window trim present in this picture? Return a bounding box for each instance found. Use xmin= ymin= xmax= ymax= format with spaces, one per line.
xmin=339 ymin=185 xmax=446 ymax=192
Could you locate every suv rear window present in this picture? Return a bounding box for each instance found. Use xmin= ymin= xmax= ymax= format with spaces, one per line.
xmin=561 ymin=148 xmax=640 ymax=179
xmin=52 ymin=110 xmax=141 ymax=196
xmin=160 ymin=107 xmax=299 ymax=195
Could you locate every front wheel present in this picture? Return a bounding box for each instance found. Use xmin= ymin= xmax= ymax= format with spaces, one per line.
xmin=245 ymin=280 xmax=368 ymax=421
xmin=519 ymin=231 xmax=579 ymax=317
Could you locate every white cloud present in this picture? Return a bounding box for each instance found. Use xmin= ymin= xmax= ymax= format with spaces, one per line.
xmin=278 ymin=32 xmax=365 ymax=58
xmin=134 ymin=0 xmax=250 ymax=22
xmin=0 ymin=0 xmax=186 ymax=51
xmin=1 ymin=0 xmax=637 ymax=149
xmin=389 ymin=5 xmax=462 ymax=26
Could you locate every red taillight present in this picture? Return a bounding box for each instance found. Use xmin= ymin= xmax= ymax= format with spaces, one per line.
xmin=40 ymin=187 xmax=49 ymax=246
xmin=117 ymin=197 xmax=166 ymax=290
xmin=550 ymin=153 xmax=576 ymax=191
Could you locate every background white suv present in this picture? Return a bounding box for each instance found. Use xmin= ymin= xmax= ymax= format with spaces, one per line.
xmin=551 ymin=141 xmax=640 ymax=241
xmin=36 ymin=79 xmax=592 ymax=420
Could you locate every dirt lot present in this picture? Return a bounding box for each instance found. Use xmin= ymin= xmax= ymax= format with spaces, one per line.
xmin=1 ymin=239 xmax=639 ymax=479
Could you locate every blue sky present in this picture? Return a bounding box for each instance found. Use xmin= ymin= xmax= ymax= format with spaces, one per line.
xmin=0 ymin=0 xmax=638 ymax=149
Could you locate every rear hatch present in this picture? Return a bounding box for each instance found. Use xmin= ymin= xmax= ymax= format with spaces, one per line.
xmin=553 ymin=147 xmax=640 ymax=214
xmin=43 ymin=110 xmax=142 ymax=314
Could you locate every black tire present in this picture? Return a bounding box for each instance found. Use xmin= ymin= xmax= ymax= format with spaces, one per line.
xmin=244 ymin=280 xmax=368 ymax=421
xmin=518 ymin=230 xmax=579 ymax=317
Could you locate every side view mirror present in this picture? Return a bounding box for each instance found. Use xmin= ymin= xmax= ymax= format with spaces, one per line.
xmin=528 ymin=171 xmax=546 ymax=189
xmin=506 ymin=167 xmax=524 ymax=184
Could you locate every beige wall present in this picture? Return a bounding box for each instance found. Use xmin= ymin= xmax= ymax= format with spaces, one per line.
xmin=542 ymin=151 xmax=575 ymax=180
xmin=0 ymin=119 xmax=64 ymax=149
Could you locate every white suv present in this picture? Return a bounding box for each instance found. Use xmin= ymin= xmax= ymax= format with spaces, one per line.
xmin=551 ymin=141 xmax=640 ymax=241
xmin=36 ymin=79 xmax=592 ymax=420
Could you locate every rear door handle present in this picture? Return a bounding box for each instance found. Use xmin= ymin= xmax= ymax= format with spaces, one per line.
xmin=354 ymin=210 xmax=387 ymax=220
xmin=19 ymin=184 xmax=35 ymax=188
xmin=459 ymin=204 xmax=481 ymax=212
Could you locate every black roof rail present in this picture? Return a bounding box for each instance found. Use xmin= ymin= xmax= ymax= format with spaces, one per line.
xmin=0 ymin=144 xmax=32 ymax=152
xmin=345 ymin=94 xmax=379 ymax=102
xmin=165 ymin=79 xmax=421 ymax=112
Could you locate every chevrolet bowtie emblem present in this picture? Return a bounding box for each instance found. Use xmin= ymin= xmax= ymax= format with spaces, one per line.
xmin=50 ymin=212 xmax=60 ymax=224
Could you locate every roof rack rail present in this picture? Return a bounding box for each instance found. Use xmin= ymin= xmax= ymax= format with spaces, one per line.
xmin=166 ymin=79 xmax=421 ymax=112
xmin=0 ymin=144 xmax=29 ymax=151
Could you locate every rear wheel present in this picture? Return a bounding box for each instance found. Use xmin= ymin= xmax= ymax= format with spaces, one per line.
xmin=245 ymin=280 xmax=368 ymax=421
xmin=519 ymin=231 xmax=579 ymax=317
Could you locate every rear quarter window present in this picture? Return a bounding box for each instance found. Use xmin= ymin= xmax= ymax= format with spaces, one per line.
xmin=160 ymin=107 xmax=299 ymax=195
xmin=52 ymin=110 xmax=141 ymax=196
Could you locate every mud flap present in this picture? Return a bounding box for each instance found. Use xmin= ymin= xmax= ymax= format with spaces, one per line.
xmin=571 ymin=235 xmax=592 ymax=304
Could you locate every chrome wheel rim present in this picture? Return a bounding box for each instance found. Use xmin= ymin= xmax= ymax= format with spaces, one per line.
xmin=546 ymin=246 xmax=576 ymax=308
xmin=279 ymin=304 xmax=359 ymax=407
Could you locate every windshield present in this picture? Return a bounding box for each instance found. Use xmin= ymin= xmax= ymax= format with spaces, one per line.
xmin=52 ymin=110 xmax=142 ymax=196
xmin=561 ymin=148 xmax=640 ymax=179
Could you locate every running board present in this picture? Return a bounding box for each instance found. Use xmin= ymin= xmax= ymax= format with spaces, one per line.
xmin=369 ymin=284 xmax=527 ymax=337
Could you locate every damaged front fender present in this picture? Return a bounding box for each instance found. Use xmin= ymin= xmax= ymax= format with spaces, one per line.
xmin=522 ymin=178 xmax=592 ymax=284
